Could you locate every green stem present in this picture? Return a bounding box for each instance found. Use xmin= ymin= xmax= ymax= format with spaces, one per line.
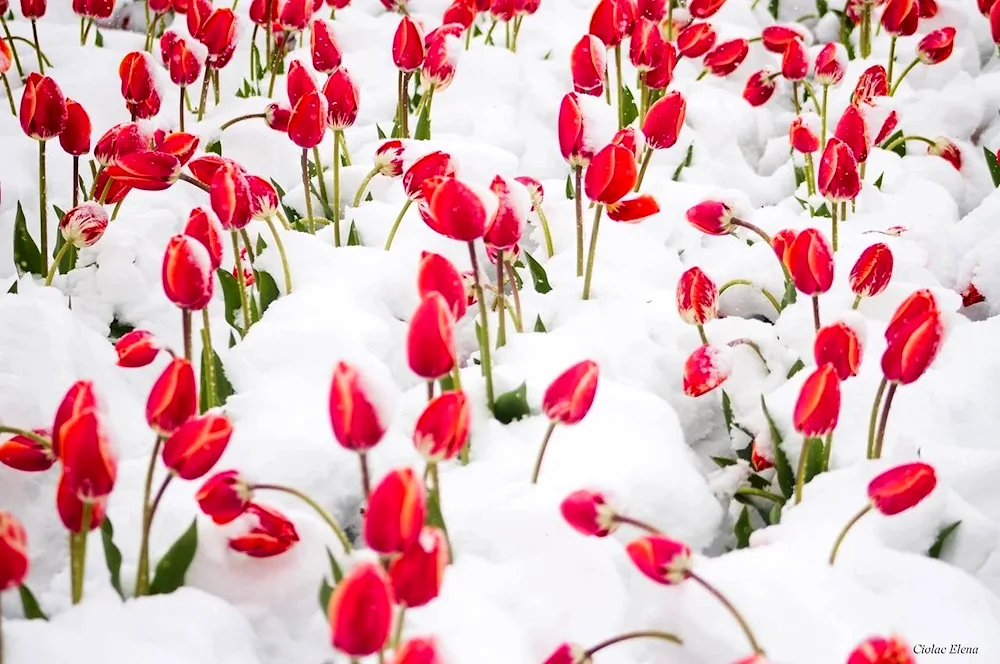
xmin=688 ymin=572 xmax=764 ymax=655
xmin=333 ymin=130 xmax=342 ymax=246
xmin=264 ymin=216 xmax=293 ymax=293
xmin=865 ymin=377 xmax=888 ymax=459
xmin=793 ymin=435 xmax=812 ymax=504
xmin=529 ymin=420 xmax=558 ymax=484
xmin=504 ymin=261 xmax=523 ymax=333
xmin=886 ymin=36 xmax=897 ymax=88
xmin=511 ymin=15 xmax=523 ymax=51
xmin=134 ymin=435 xmax=164 ymax=597
xmin=483 ymin=19 xmax=496 ymax=45
xmin=584 ymin=631 xmax=682 ymax=658
xmin=396 ymin=70 xmax=406 ymax=139
xmin=201 ymin=309 xmax=216 ymax=411
xmin=717 ymin=279 xmax=782 ymax=314
xmin=889 ymin=58 xmax=920 ymax=97
xmin=197 ymin=67 xmax=212 ymax=121
xmin=612 ymin=514 xmax=662 ymax=534
xmin=696 ymin=323 xmax=709 ymax=345
xmin=871 ymin=382 xmax=898 ymax=460
xmin=30 ymin=20 xmax=43 ymax=74
xmin=581 ymin=203 xmax=604 ymax=300
xmin=804 ymin=152 xmax=817 ymax=197
xmin=70 ymin=501 xmax=92 ymax=604
xmin=735 ymin=487 xmax=786 ymax=504
xmin=110 ymin=198 xmax=125 ymax=222
xmin=882 ymin=134 xmax=935 ymax=153
xmin=0 ymin=16 xmax=24 ymax=79
xmin=231 ymin=231 xmax=252 ymax=334
xmin=301 ymin=149 xmax=316 ymax=235
xmin=535 ymin=203 xmax=555 ymax=258
xmin=811 ymin=295 xmax=821 ymax=333
xmin=728 ymin=338 xmax=770 ymax=373
xmin=391 ymin=606 xmax=407 ymax=650
xmin=38 ymin=140 xmax=49 ymax=276
xmin=43 ymin=242 xmax=71 ymax=286
xmin=143 ymin=0 xmax=152 ymax=50
xmin=0 ymin=426 xmax=51 ymax=448
xmin=339 ymin=131 xmax=352 ymax=166
xmin=312 ymin=146 xmax=331 ymax=225
xmin=428 ymin=462 xmax=453 ymax=563
xmin=828 ymin=504 xmax=872 ymax=565
xmin=468 ymin=241 xmax=495 ymax=411
xmin=634 ymin=148 xmax=653 ymax=192
xmin=352 ymin=168 xmax=378 ymax=209
xmin=1 ymin=72 xmax=14 ymax=116
xmin=852 ymin=294 xmax=863 ymax=310
xmin=830 ymin=200 xmax=839 ymax=253
xmin=253 ymin=484 xmax=352 ymax=553
xmin=820 ymin=85 xmax=829 ymax=148
xmin=72 ymin=156 xmax=80 ymax=208
xmin=859 ymin=5 xmax=872 ymax=59
xmin=383 ymin=198 xmax=413 ymax=250
xmin=800 ymin=81 xmax=823 ymax=117
xmin=219 ymin=113 xmax=265 ymax=133
xmin=495 ymin=258 xmax=506 ymax=348
xmin=574 ymin=166 xmax=584 ymax=277
xmin=614 ymin=45 xmax=624 ymax=130
xmin=8 ymin=36 xmax=50 ymax=68
xmin=731 ymin=219 xmax=771 ymax=245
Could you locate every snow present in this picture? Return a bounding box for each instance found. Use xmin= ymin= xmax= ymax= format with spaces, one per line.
xmin=2 ymin=0 xmax=1000 ymax=663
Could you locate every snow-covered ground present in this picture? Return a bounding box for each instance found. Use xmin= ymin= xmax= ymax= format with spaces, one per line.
xmin=2 ymin=0 xmax=1000 ymax=662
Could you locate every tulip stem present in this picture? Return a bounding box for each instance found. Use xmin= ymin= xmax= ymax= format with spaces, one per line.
xmin=688 ymin=571 xmax=764 ymax=655
xmin=614 ymin=45 xmax=624 ymax=130
xmin=383 ymin=199 xmax=412 ymax=251
xmin=612 ymin=514 xmax=661 ymax=534
xmin=495 ymin=258 xmax=506 ymax=348
xmin=859 ymin=5 xmax=872 ymax=59
xmin=820 ymin=84 xmax=829 ymax=148
xmin=696 ymin=324 xmax=708 ymax=345
xmin=391 ymin=606 xmax=407 ymax=650
xmin=730 ymin=219 xmax=771 ymax=245
xmin=179 ymin=173 xmax=211 ymax=193
xmin=804 ymin=153 xmax=817 ymax=197
xmin=504 ymin=261 xmax=524 ymax=333
xmin=333 ymin=130 xmax=343 ymax=246
xmin=872 ymin=382 xmax=898 ymax=460
xmin=811 ymin=295 xmax=821 ymax=332
xmin=427 ymin=462 xmax=454 ymax=563
xmin=800 ymin=81 xmax=823 ymax=118
xmin=352 ymin=167 xmax=378 ymax=208
xmin=71 ymin=156 xmax=80 ymax=209
xmin=886 ymin=36 xmax=897 ymax=89
xmin=728 ymin=338 xmax=770 ymax=374
xmin=828 ymin=503 xmax=872 ymax=565
xmin=529 ymin=420 xmax=558 ymax=484
xmin=312 ymin=146 xmax=331 ymax=226
xmin=29 ymin=19 xmax=43 ymax=74
xmin=358 ymin=451 xmax=373 ymax=502
xmin=1 ymin=72 xmax=14 ymax=116
xmin=38 ymin=140 xmax=49 ymax=277
xmin=634 ymin=148 xmax=653 ymax=193
xmin=201 ymin=309 xmax=217 ymax=410
xmin=396 ymin=71 xmax=408 ymax=139
xmin=574 ymin=166 xmax=584 ymax=277
xmin=176 ymin=85 xmax=186 ymax=132
xmin=864 ymin=377 xmax=888 ymax=459
xmin=7 ymin=36 xmax=50 ymax=68
xmin=584 ymin=630 xmax=683 ymax=658
xmin=264 ymin=216 xmax=293 ymax=293
xmin=218 ymin=113 xmax=266 ymax=133
xmin=134 ymin=435 xmax=165 ymax=597
xmin=197 ymin=67 xmax=213 ymax=121
xmin=717 ymin=279 xmax=782 ymax=314
xmin=231 ymin=232 xmax=253 ymax=335
xmin=295 ymin=149 xmax=316 ymax=234
xmin=0 ymin=16 xmax=23 ymax=79
xmin=467 ymin=241 xmax=496 ymax=412
xmin=43 ymin=243 xmax=71 ymax=287
xmin=735 ymin=487 xmax=786 ymax=504
xmin=581 ymin=203 xmax=604 ymax=300
xmin=793 ymin=435 xmax=812 ymax=504
xmin=889 ymin=58 xmax=919 ymax=97
xmin=70 ymin=501 xmax=93 ymax=604
xmin=253 ymin=483 xmax=352 ymax=553
xmin=531 ymin=202 xmax=554 ymax=258
xmin=0 ymin=426 xmax=51 ymax=448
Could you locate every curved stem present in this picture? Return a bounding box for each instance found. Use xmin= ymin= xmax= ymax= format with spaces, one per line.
xmin=584 ymin=630 xmax=683 ymax=658
xmin=332 ymin=130 xmax=342 ymax=246
xmin=383 ymin=198 xmax=412 ymax=250
xmin=688 ymin=571 xmax=764 ymax=655
xmin=730 ymin=219 xmax=771 ymax=245
xmin=495 ymin=258 xmax=506 ymax=348
xmin=865 ymin=377 xmax=888 ymax=460
xmin=70 ymin=501 xmax=93 ymax=604
xmin=574 ymin=166 xmax=584 ymax=277
xmin=264 ymin=216 xmax=293 ymax=294
xmin=886 ymin=36 xmax=897 ymax=89
xmin=811 ymin=295 xmax=821 ymax=333
xmin=717 ymin=279 xmax=781 ymax=314
xmin=179 ymin=173 xmax=211 ymax=193
xmin=793 ymin=435 xmax=812 ymax=505
xmin=300 ymin=149 xmax=316 ymax=234
xmin=882 ymin=134 xmax=935 ymax=153
xmin=218 ymin=113 xmax=266 ymax=133
xmin=0 ymin=16 xmax=24 ymax=79
xmin=634 ymin=148 xmax=653 ymax=192
xmin=1 ymin=72 xmax=15 ymax=116
xmin=529 ymin=420 xmax=558 ymax=484
xmin=197 ymin=67 xmax=213 ymax=121
xmin=231 ymin=232 xmax=252 ymax=335
xmin=38 ymin=140 xmax=48 ymax=277
xmin=468 ymin=241 xmax=496 ymax=411
xmin=0 ymin=426 xmax=51 ymax=449
xmin=504 ymin=261 xmax=523 ymax=333
xmin=201 ymin=309 xmax=216 ymax=410
xmin=44 ymin=242 xmax=72 ymax=286
xmin=134 ymin=435 xmax=165 ymax=597
xmin=351 ymin=168 xmax=378 ymax=208
xmin=889 ymin=58 xmax=920 ymax=97
xmin=828 ymin=504 xmax=872 ymax=565
xmin=8 ymin=36 xmax=50 ymax=68
xmin=613 ymin=514 xmax=662 ymax=534
xmin=872 ymin=382 xmax=898 ymax=460
xmin=799 ymin=81 xmax=823 ymax=118
xmin=581 ymin=203 xmax=604 ymax=300
xmin=312 ymin=146 xmax=330 ymax=225
xmin=735 ymin=487 xmax=785 ymax=504
xmin=253 ymin=483 xmax=352 ymax=553
xmin=728 ymin=338 xmax=770 ymax=374
xmin=534 ymin=203 xmax=555 ymax=258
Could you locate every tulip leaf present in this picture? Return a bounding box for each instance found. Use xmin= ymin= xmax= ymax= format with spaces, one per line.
xmin=812 ymin=202 xmax=831 ymax=218
xmin=7 ymin=281 xmax=17 ymax=294
xmin=523 ymin=251 xmax=551 ymax=294
xmin=255 ymin=234 xmax=267 ymax=255
xmin=376 ymin=124 xmax=387 ymax=140
xmin=927 ymin=520 xmax=962 ymax=559
xmin=18 ymin=584 xmax=48 ymax=620
xmin=565 ymin=174 xmax=574 ymax=199
xmin=786 ymin=358 xmax=805 ymax=379
xmin=881 ymin=130 xmax=906 ymax=158
xmin=802 ymin=437 xmax=826 ymax=485
xmin=794 ymin=165 xmax=806 ymax=188
xmin=761 ymin=395 xmax=795 ymax=499
xmin=621 ymin=84 xmax=638 ymax=128
xmin=721 ymin=390 xmax=735 ymax=434
xmin=734 ymin=505 xmax=752 ymax=549
xmin=711 ymin=456 xmax=737 ymax=468
xmin=318 ymin=578 xmax=333 ymax=613
xmin=216 ymin=268 xmax=243 ymax=332
xmin=768 ymin=501 xmax=782 ymax=525
xmin=149 ymin=518 xmax=199 ymax=596
xmin=415 ymin=97 xmax=432 ymax=140
xmin=200 ymin=339 xmax=233 ymax=412
xmin=672 ymin=144 xmax=693 ymax=182
xmin=347 ymin=221 xmax=362 ymax=246
xmin=248 ymin=290 xmax=262 ymax=324
xmin=205 ymin=140 xmax=222 ymax=156
xmin=767 ymin=0 xmax=779 ymax=19
xmin=13 ymin=202 xmax=42 ymax=277
xmin=100 ymin=518 xmax=125 ymax=600
xmin=816 ymin=0 xmax=829 ymax=15
xmin=94 ymin=29 xmax=104 ymax=47
xmin=253 ymin=270 xmax=277 ymax=315
xmin=326 ymin=547 xmax=343 ymax=584
xmin=984 ymin=147 xmax=1000 ymax=188
xmin=873 ymin=172 xmax=885 ymax=190
xmin=533 ymin=314 xmax=546 ymax=333
xmin=493 ymin=381 xmax=530 ymax=425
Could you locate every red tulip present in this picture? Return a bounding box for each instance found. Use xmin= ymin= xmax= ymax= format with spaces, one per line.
xmin=589 ymin=0 xmax=629 ymax=47
xmin=558 ymin=93 xmax=594 ymax=167
xmin=115 ymin=329 xmax=161 ymax=368
xmin=155 ymin=132 xmax=199 ymax=165
xmin=850 ymin=243 xmax=893 ymax=298
xmin=119 ymin=52 xmax=157 ymax=107
xmin=443 ymin=0 xmax=475 ymax=28
xmin=278 ymin=0 xmax=310 ymax=30
xmin=867 ymin=462 xmax=936 ymax=516
xmin=417 ymin=251 xmax=466 ymax=319
xmin=881 ymin=0 xmax=918 ymax=37
xmin=0 ymin=429 xmax=55 ymax=472
xmin=249 ymin=0 xmax=278 ymax=25
xmin=814 ymin=42 xmax=846 ymax=86
xmin=59 ymin=99 xmax=91 ymax=156
xmin=329 ymin=361 xmax=386 ymax=452
xmin=676 ymin=266 xmax=718 ymax=325
xmin=196 ymin=470 xmax=252 ymax=524
xmin=374 ymin=140 xmax=405 ymax=177
xmin=851 ymin=65 xmax=889 ymax=107
xmin=781 ymin=39 xmax=808 ymax=81
xmin=56 ymin=473 xmax=108 ymax=532
xmin=60 ymin=407 xmax=117 ymax=500
xmin=570 ymin=35 xmax=607 ymax=97
xmin=585 ymin=144 xmax=637 ymax=204
xmin=20 ymin=0 xmax=46 ymax=18
xmin=324 ymin=66 xmax=359 ymax=129
xmin=881 ymin=309 xmax=943 ymax=384
xmin=885 ymin=289 xmax=938 ymax=343
xmin=560 ymin=490 xmax=618 ymax=537
xmin=743 ymin=69 xmax=777 ymax=107
xmin=288 ymin=89 xmax=329 ymax=149
xmin=422 ymin=30 xmax=458 ymax=90
xmin=265 ymin=102 xmax=291 ymax=132
xmin=543 ymin=644 xmax=588 ymax=664
xmin=310 ymin=18 xmax=342 ymax=73
xmin=689 ymin=0 xmax=725 ymax=17
xmin=287 ymin=59 xmax=320 ymax=107
xmin=166 ymin=37 xmax=203 ymax=87
xmin=814 ymin=322 xmax=862 ymax=380
xmin=846 ymin=635 xmax=915 ymax=664
xmin=228 ymin=504 xmax=300 ymax=557
xmin=677 ymin=22 xmax=715 ymax=58
xmin=388 ymin=526 xmax=448 ymax=607
xmin=760 ymin=24 xmax=804 ymax=53
xmin=834 ymin=105 xmax=870 ymax=164
xmin=328 ymin=561 xmax=394 ymax=656
xmin=685 ymin=200 xmax=734 ymax=235
xmin=543 ymin=360 xmax=599 ymax=425
xmin=789 ymin=114 xmax=820 ymax=154
xmin=873 ymin=110 xmax=898 ymax=145
xmin=0 ymin=39 xmax=12 ymax=75
xmin=630 ymin=18 xmax=665 ymax=71
xmin=928 ymin=137 xmax=962 ymax=171
xmin=645 ymin=41 xmax=677 ymax=90
xmin=793 ymin=364 xmax=840 ymax=436
xmin=392 ymin=15 xmax=425 ymax=72
xmin=413 ymin=390 xmax=469 ymax=461
xmin=184 ymin=207 xmax=225 ymax=269
xmin=917 ymin=0 xmax=937 ymax=17
xmin=636 ymin=0 xmax=666 ymax=20
xmin=94 ymin=122 xmax=152 ymax=166
xmin=787 ymin=228 xmax=834 ymax=295
xmin=916 ymin=27 xmax=955 ymax=64
xmin=606 ymin=193 xmax=659 ymax=222
xmin=626 ymin=535 xmax=692 ymax=584
xmin=20 ymin=74 xmax=67 ymax=140
xmin=485 ymin=175 xmax=524 ymax=250
xmin=993 ymin=2 xmax=1000 ymax=44
xmin=146 ymin=357 xmax=197 ymax=435
xmin=162 ymin=234 xmax=214 ymax=310
xmin=52 ymin=381 xmax=97 ymax=459
xmin=817 ymin=138 xmax=861 ymax=203
xmin=59 ymin=202 xmax=108 ymax=249
xmin=751 ymin=440 xmax=773 ymax=472
xmin=961 ymin=283 xmax=985 ymax=308
xmin=407 ymin=292 xmax=457 ymax=380
xmin=199 ymin=9 xmax=239 ymax=68
xmin=161 ymin=411 xmax=233 ymax=480
xmin=209 ymin=162 xmax=252 ymax=230
xmin=772 ymin=228 xmax=797 ymax=264
xmin=422 ymin=177 xmax=488 ymax=241
xmin=702 ymin=39 xmax=748 ymax=77
xmin=0 ymin=511 xmax=28 ymax=590
xmin=185 ymin=0 xmax=213 ymax=36
xmin=642 ymin=90 xmax=686 ymax=150
xmin=247 ymin=175 xmax=280 ymax=220
xmin=682 ymin=344 xmax=730 ymax=397
xmin=106 ymin=151 xmax=182 ymax=191
xmin=392 ymin=638 xmax=444 ymax=664
xmin=403 ymin=151 xmax=458 ymax=200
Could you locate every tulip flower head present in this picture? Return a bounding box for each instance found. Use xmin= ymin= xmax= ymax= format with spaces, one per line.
xmin=682 ymin=344 xmax=731 ymax=397
xmin=542 ymin=360 xmax=599 ymax=425
xmin=0 ymin=511 xmax=29 ymax=590
xmin=560 ymin=490 xmax=619 ymax=537
xmin=161 ymin=411 xmax=233 ymax=480
xmin=59 ymin=202 xmax=108 ymax=249
xmin=867 ymin=462 xmax=937 ymax=515
xmin=846 ymin=635 xmax=915 ymax=664
xmin=626 ymin=535 xmax=692 ymax=584
xmin=793 ymin=364 xmax=841 ymax=436
xmin=814 ymin=321 xmax=863 ymax=380
xmin=850 ymin=243 xmax=893 ymax=298
xmin=229 ymin=504 xmax=300 ymax=557
xmin=328 ymin=561 xmax=394 ymax=656
xmin=413 ymin=390 xmax=470 ymax=462
xmin=388 ymin=526 xmax=449 ymax=607
xmin=197 ymin=470 xmax=253 ymax=524
xmin=0 ymin=429 xmax=55 ymax=472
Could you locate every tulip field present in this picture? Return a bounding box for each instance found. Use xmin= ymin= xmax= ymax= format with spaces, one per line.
xmin=2 ymin=0 xmax=1000 ymax=662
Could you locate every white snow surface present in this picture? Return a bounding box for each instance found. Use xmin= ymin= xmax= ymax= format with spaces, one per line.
xmin=1 ymin=0 xmax=1000 ymax=663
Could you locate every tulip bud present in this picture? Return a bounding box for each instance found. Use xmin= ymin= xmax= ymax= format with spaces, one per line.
xmin=329 ymin=361 xmax=386 ymax=452
xmin=787 ymin=228 xmax=834 ymax=296
xmin=917 ymin=0 xmax=937 ymax=17
xmin=196 ymin=470 xmax=253 ymax=524
xmin=119 ymin=52 xmax=156 ymax=106
xmin=373 ymin=140 xmax=405 ymax=178
xmin=881 ymin=309 xmax=943 ymax=385
xmin=814 ymin=321 xmax=862 ymax=380
xmin=543 ymin=360 xmax=599 ymax=425
xmin=60 ymin=407 xmax=117 ymax=500
xmin=413 ymin=390 xmax=469 ymax=462
xmin=0 ymin=511 xmax=28 ymax=591
xmin=817 ymin=137 xmax=861 ymax=203
xmin=703 ymin=39 xmax=749 ymax=77
xmin=417 ymin=251 xmax=466 ymax=319
xmin=636 ymin=0 xmax=666 ymax=20
xmin=288 ymin=89 xmax=329 ymax=149
xmin=94 ymin=122 xmax=152 ymax=166
xmin=310 ymin=18 xmax=342 ymax=73
xmin=59 ymin=202 xmax=108 ymax=249
xmin=793 ymin=364 xmax=841 ymax=436
xmin=20 ymin=73 xmax=67 ymax=140
xmin=183 ymin=207 xmax=225 ymax=270
xmin=0 ymin=39 xmax=12 ymax=75
xmin=881 ymin=0 xmax=918 ymax=37
xmin=543 ymin=644 xmax=589 ymax=664
xmin=146 ymin=357 xmax=198 ymax=435
xmin=328 ymin=561 xmax=394 ymax=656
xmin=115 ymin=329 xmax=162 ymax=368
xmin=814 ymin=42 xmax=846 ymax=86
xmin=52 ymin=381 xmax=97 ymax=459
xmin=833 ymin=105 xmax=870 ymax=164
xmin=560 ymin=490 xmax=619 ymax=537
xmin=642 ymin=90 xmax=685 ymax=150
xmin=961 ymin=283 xmax=985 ymax=308
xmin=760 ymin=25 xmax=805 ymax=53
xmin=393 ymin=15 xmax=426 ymax=71
xmin=676 ymin=22 xmax=715 ymax=58
xmin=743 ymin=69 xmax=777 ymax=107
xmin=645 ymin=42 xmax=677 ymax=90
xmin=59 ymin=99 xmax=92 ymax=156
xmin=364 ymin=467 xmax=426 ymax=553
xmin=162 ymin=234 xmax=214 ymax=311
xmin=928 ymin=137 xmax=962 ymax=171
xmin=606 ymin=193 xmax=659 ymax=222
xmin=161 ymin=411 xmax=233 ymax=480
xmin=781 ymin=38 xmax=808 ymax=81
xmin=685 ymin=200 xmax=734 ymax=235
xmin=751 ymin=440 xmax=773 ymax=472
xmin=585 ymin=144 xmax=637 ymax=204
xmin=676 ymin=266 xmax=718 ymax=325
xmin=867 ymin=462 xmax=936 ymax=515
xmin=106 ymin=151 xmax=182 ymax=191
xmin=0 ymin=429 xmax=55 ymax=472
xmin=851 ymin=65 xmax=889 ymax=107
xmin=21 ymin=0 xmax=46 ymax=19
xmin=849 ymin=243 xmax=893 ymax=298
xmin=689 ymin=0 xmax=725 ymax=18
xmin=407 ymin=293 xmax=457 ymax=380
xmin=570 ymin=34 xmax=607 ymax=97
xmin=772 ymin=228 xmax=797 ymax=264
xmin=389 ymin=526 xmax=448 ymax=607
xmin=485 ymin=175 xmax=524 ymax=250
xmin=392 ymin=637 xmax=444 ymax=664
xmin=422 ymin=31 xmax=459 ymax=90
xmin=265 ymin=102 xmax=291 ymax=132
xmin=422 ymin=177 xmax=489 ymax=241
xmin=630 ymin=18 xmax=665 ymax=71
xmin=873 ymin=110 xmax=899 ymax=145
xmin=626 ymin=535 xmax=692 ymax=584
xmin=56 ymin=472 xmax=108 ymax=532
xmin=846 ymin=636 xmax=913 ymax=664
xmin=156 ymin=132 xmax=200 ymax=166
xmin=210 ymin=161 xmax=252 ymax=230
xmin=789 ymin=113 xmax=821 ymax=154
xmin=589 ymin=0 xmax=628 ymax=47
xmin=682 ymin=344 xmax=731 ymax=397
xmin=558 ymin=92 xmax=594 ymax=168
xmin=228 ymin=504 xmax=300 ymax=557
xmin=199 ymin=8 xmax=238 ymax=68
xmin=324 ymin=66 xmax=360 ymax=129
xmin=403 ymin=151 xmax=458 ymax=200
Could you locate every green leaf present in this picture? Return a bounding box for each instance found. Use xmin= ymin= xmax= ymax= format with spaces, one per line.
xmin=415 ymin=96 xmax=432 ymax=140
xmin=100 ymin=518 xmax=125 ymax=600
xmin=318 ymin=578 xmax=333 ymax=613
xmin=802 ymin=437 xmax=825 ymax=485
xmin=621 ymin=84 xmax=638 ymax=128
xmin=257 ymin=270 xmax=280 ymax=314
xmin=812 ymin=202 xmax=831 ymax=218
xmin=543 ymin=49 xmax=553 ymax=60
xmin=747 ymin=473 xmax=771 ymax=490
xmin=94 ymin=29 xmax=104 ymax=47
xmin=927 ymin=521 xmax=961 ymax=559
xmin=248 ymin=292 xmax=261 ymax=324
xmin=873 ymin=172 xmax=885 ymax=190
xmin=721 ymin=390 xmax=735 ymax=434
xmin=711 ymin=456 xmax=737 ymax=468
xmin=255 ymin=234 xmax=267 ymax=255
xmin=565 ymin=174 xmax=574 ymax=199
xmin=216 ymin=268 xmax=242 ymax=331
xmin=326 ymin=547 xmax=344 ymax=584
xmin=768 ymin=501 xmax=782 ymax=525
xmin=199 ymin=342 xmax=233 ymax=411
xmin=13 ymin=202 xmax=42 ymax=277
xmin=761 ymin=395 xmax=795 ymax=499
xmin=672 ymin=144 xmax=693 ymax=182
xmin=734 ymin=505 xmax=752 ymax=549
xmin=984 ymin=147 xmax=1000 ymax=188
xmin=7 ymin=281 xmax=17 ymax=294
xmin=425 ymin=479 xmax=447 ymax=531
xmin=205 ymin=140 xmax=222 ymax=156
xmin=767 ymin=0 xmax=780 ymax=19
xmin=493 ymin=381 xmax=530 ymax=425
xmin=376 ymin=124 xmax=387 ymax=140
xmin=149 ymin=519 xmax=198 ymax=596
xmin=347 ymin=221 xmax=361 ymax=246
xmin=816 ymin=0 xmax=829 ymax=15
xmin=108 ymin=317 xmax=135 ymax=342
xmin=438 ymin=373 xmax=455 ymax=391
xmin=532 ymin=315 xmax=546 ymax=333
xmin=794 ymin=165 xmax=806 ymax=188
xmin=19 ymin=584 xmax=48 ymax=620
xmin=473 ymin=321 xmax=485 ymax=366
xmin=786 ymin=358 xmax=805 ymax=379
xmin=881 ymin=130 xmax=906 ymax=157
xmin=523 ymin=251 xmax=552 ymax=294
